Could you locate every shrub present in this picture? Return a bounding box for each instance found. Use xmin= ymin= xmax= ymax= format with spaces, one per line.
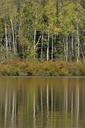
xmin=0 ymin=60 xmax=85 ymax=76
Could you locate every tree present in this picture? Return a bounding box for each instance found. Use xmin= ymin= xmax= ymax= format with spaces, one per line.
xmin=59 ymin=2 xmax=85 ymax=62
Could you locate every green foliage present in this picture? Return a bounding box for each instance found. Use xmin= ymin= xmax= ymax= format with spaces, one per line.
xmin=59 ymin=2 xmax=85 ymax=35
xmin=0 ymin=0 xmax=85 ymax=62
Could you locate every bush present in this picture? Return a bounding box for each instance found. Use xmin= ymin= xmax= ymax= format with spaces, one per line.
xmin=0 ymin=60 xmax=85 ymax=76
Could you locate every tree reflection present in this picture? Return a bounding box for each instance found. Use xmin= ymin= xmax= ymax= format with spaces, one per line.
xmin=0 ymin=78 xmax=84 ymax=128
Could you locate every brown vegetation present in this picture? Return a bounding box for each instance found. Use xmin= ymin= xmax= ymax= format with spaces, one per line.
xmin=0 ymin=60 xmax=85 ymax=76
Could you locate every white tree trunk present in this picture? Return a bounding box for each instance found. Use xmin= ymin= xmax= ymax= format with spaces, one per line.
xmin=34 ymin=28 xmax=36 ymax=59
xmin=76 ymin=24 xmax=80 ymax=62
xmin=5 ymin=22 xmax=8 ymax=58
xmin=51 ymin=35 xmax=54 ymax=61
xmin=71 ymin=33 xmax=74 ymax=61
xmin=10 ymin=18 xmax=16 ymax=54
xmin=47 ymin=32 xmax=50 ymax=61
xmin=41 ymin=32 xmax=43 ymax=60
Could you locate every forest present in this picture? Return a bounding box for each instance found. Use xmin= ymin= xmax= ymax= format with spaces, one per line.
xmin=0 ymin=0 xmax=85 ymax=76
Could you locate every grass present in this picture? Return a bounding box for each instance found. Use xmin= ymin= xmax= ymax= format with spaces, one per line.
xmin=0 ymin=60 xmax=85 ymax=76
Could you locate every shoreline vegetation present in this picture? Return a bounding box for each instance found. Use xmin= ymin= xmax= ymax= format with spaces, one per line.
xmin=0 ymin=60 xmax=85 ymax=76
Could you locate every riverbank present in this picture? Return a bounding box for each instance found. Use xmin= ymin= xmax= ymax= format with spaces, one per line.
xmin=0 ymin=60 xmax=85 ymax=76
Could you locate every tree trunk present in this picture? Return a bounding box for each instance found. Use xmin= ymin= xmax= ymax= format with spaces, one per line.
xmin=5 ymin=22 xmax=8 ymax=58
xmin=34 ymin=28 xmax=36 ymax=60
xmin=65 ymin=36 xmax=68 ymax=62
xmin=33 ymin=13 xmax=37 ymax=60
xmin=51 ymin=35 xmax=54 ymax=61
xmin=47 ymin=32 xmax=50 ymax=61
xmin=76 ymin=24 xmax=80 ymax=62
xmin=71 ymin=33 xmax=74 ymax=61
xmin=10 ymin=18 xmax=16 ymax=54
xmin=41 ymin=32 xmax=43 ymax=61
xmin=63 ymin=37 xmax=66 ymax=61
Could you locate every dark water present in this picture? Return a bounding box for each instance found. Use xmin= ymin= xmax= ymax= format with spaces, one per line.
xmin=0 ymin=77 xmax=85 ymax=128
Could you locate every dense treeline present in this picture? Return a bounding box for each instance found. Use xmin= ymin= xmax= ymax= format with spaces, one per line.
xmin=0 ymin=0 xmax=85 ymax=62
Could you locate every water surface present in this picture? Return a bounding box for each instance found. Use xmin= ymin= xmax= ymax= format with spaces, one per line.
xmin=0 ymin=77 xmax=85 ymax=128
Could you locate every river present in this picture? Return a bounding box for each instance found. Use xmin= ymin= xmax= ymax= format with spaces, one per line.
xmin=0 ymin=77 xmax=85 ymax=128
